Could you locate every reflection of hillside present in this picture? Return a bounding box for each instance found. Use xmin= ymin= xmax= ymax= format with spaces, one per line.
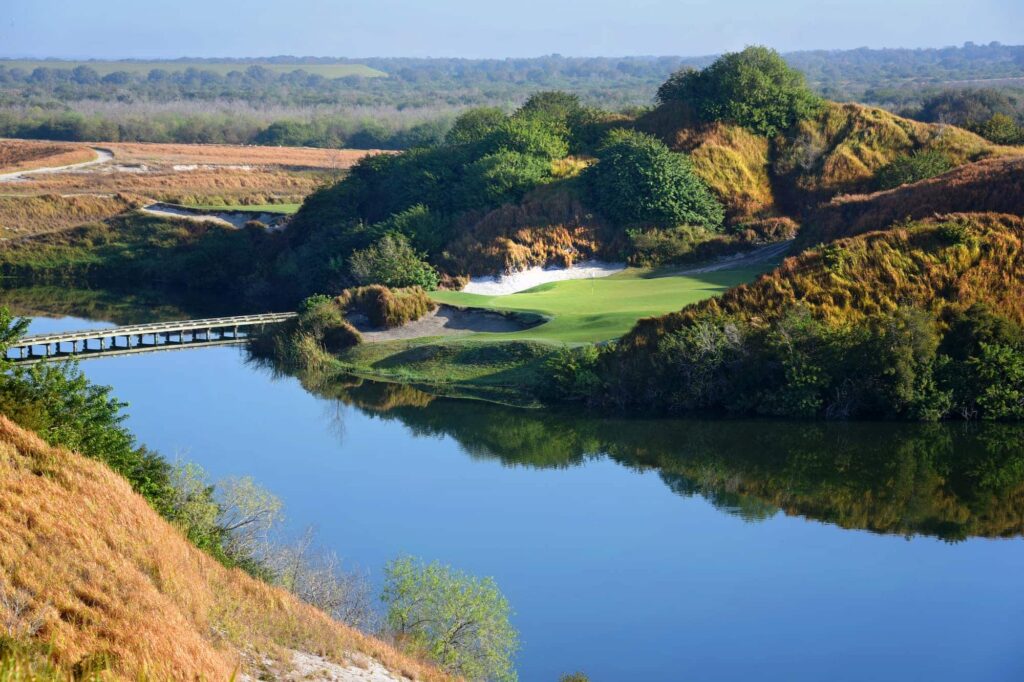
xmin=323 ymin=379 xmax=1024 ymax=540
xmin=0 ymin=286 xmax=238 ymax=325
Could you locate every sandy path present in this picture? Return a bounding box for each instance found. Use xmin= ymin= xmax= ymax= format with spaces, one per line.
xmin=0 ymin=147 xmax=114 ymax=183
xmin=140 ymin=203 xmax=288 ymax=229
xmin=676 ymin=240 xmax=794 ymax=274
xmin=349 ymin=305 xmax=535 ymax=342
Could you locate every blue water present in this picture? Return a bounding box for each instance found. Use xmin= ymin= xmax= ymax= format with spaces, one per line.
xmin=21 ymin=315 xmax=1024 ymax=682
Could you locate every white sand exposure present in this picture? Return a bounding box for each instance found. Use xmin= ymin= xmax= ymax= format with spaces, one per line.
xmin=463 ymin=260 xmax=625 ymax=295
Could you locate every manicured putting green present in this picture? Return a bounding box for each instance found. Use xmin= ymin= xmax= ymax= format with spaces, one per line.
xmin=433 ymin=265 xmax=770 ymax=344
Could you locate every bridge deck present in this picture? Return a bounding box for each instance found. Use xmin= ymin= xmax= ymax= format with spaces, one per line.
xmin=17 ymin=312 xmax=297 ymax=346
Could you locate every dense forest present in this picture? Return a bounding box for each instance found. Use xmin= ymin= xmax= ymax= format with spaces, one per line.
xmin=1 ymin=43 xmax=1022 ymax=148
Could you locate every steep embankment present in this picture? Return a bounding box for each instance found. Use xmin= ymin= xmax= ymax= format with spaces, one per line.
xmin=799 ymin=156 xmax=1024 ymax=246
xmin=621 ymin=212 xmax=1024 ymax=351
xmin=641 ymin=100 xmax=1017 ymax=223
xmin=0 ymin=416 xmax=450 ymax=681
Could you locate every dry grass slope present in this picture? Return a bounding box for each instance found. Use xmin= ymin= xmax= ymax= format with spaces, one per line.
xmin=0 ymin=141 xmax=96 ymax=174
xmin=801 ymin=156 xmax=1024 ymax=246
xmin=0 ymin=416 xmax=452 ymax=682
xmin=773 ymin=102 xmax=1019 ymax=207
xmin=0 ymin=194 xmax=146 ymax=239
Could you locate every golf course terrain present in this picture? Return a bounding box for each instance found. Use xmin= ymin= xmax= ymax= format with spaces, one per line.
xmin=433 ymin=263 xmax=771 ymax=344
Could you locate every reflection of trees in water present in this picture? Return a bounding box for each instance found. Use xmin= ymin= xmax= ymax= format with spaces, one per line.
xmin=0 ymin=286 xmax=237 ymax=325
xmin=311 ymin=377 xmax=1024 ymax=540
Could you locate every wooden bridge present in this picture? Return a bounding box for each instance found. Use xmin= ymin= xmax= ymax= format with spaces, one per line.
xmin=7 ymin=312 xmax=297 ymax=363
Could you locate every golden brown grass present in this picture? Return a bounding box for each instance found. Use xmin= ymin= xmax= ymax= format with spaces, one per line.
xmin=802 ymin=156 xmax=1024 ymax=246
xmin=0 ymin=194 xmax=145 ymax=238
xmin=101 ymin=142 xmax=384 ymax=170
xmin=773 ymin=102 xmax=1021 ymax=206
xmin=0 ymin=140 xmax=96 ymax=174
xmin=0 ymin=416 xmax=454 ymax=682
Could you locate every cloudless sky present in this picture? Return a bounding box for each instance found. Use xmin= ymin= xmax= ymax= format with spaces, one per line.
xmin=3 ymin=0 xmax=1022 ymax=59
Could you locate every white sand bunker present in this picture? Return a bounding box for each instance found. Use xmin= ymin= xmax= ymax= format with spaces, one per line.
xmin=463 ymin=260 xmax=625 ymax=295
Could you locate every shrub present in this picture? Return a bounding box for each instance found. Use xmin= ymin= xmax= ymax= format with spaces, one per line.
xmin=477 ymin=116 xmax=569 ymax=160
xmin=585 ymin=130 xmax=724 ymax=229
xmin=658 ymin=46 xmax=822 ymax=137
xmin=348 ymin=233 xmax=440 ymax=290
xmin=338 ymin=285 xmax=436 ymax=329
xmin=874 ymin=150 xmax=955 ymax=190
xmin=458 ymin=150 xmax=554 ymax=208
xmin=973 ymin=113 xmax=1024 ymax=145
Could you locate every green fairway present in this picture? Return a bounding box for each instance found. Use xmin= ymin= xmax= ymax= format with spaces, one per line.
xmin=432 ymin=264 xmax=770 ymax=344
xmin=0 ymin=60 xmax=386 ymax=79
xmin=189 ymin=203 xmax=301 ymax=214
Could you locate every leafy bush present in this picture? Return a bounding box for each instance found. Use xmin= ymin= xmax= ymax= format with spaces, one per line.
xmin=348 ymin=233 xmax=440 ymax=290
xmin=972 ymin=113 xmax=1024 ymax=145
xmin=382 ymin=556 xmax=519 ymax=682
xmin=477 ymin=116 xmax=569 ymax=160
xmin=874 ymin=150 xmax=955 ymax=190
xmin=459 ymin=151 xmax=554 ymax=208
xmin=658 ymin=46 xmax=823 ymax=137
xmin=585 ymin=130 xmax=724 ymax=228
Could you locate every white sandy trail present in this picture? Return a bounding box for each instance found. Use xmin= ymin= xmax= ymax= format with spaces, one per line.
xmin=463 ymin=260 xmax=626 ymax=295
xmin=0 ymin=147 xmax=114 ymax=183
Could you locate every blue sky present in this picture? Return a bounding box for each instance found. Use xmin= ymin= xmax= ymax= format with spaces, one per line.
xmin=3 ymin=0 xmax=1022 ymax=59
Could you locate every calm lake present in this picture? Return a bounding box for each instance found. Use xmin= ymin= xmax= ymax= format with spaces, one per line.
xmin=13 ymin=302 xmax=1024 ymax=682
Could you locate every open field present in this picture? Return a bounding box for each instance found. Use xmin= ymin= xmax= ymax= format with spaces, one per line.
xmin=0 ymin=59 xmax=387 ymax=78
xmin=433 ymin=264 xmax=773 ymax=343
xmin=0 ymin=139 xmax=97 ymax=174
xmin=0 ymin=139 xmax=382 ymax=235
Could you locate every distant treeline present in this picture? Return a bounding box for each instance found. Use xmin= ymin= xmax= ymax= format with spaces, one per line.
xmin=0 ymin=43 xmax=1022 ymax=148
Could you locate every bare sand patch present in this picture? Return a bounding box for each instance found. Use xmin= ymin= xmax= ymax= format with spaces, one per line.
xmin=348 ymin=305 xmax=537 ymax=342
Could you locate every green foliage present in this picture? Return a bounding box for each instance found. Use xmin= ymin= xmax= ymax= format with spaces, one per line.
xmin=478 ymin=116 xmax=570 ymax=160
xmin=559 ymin=674 xmax=590 ymax=682
xmin=658 ymin=46 xmax=823 ymax=137
xmin=584 ymin=130 xmax=724 ymax=228
xmin=543 ymin=345 xmax=602 ymax=402
xmin=973 ymin=113 xmax=1024 ymax=145
xmin=299 ymin=294 xmax=332 ymax=313
xmin=446 ymin=108 xmax=507 ymax=145
xmin=348 ymin=233 xmax=440 ymax=290
xmin=460 ymin=151 xmax=554 ymax=207
xmin=874 ymin=150 xmax=955 ymax=190
xmin=382 ymin=556 xmax=519 ymax=682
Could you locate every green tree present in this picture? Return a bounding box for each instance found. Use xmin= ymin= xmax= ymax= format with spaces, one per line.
xmin=658 ymin=46 xmax=822 ymax=137
xmin=585 ymin=130 xmax=724 ymax=228
xmin=973 ymin=113 xmax=1024 ymax=145
xmin=446 ymin=108 xmax=507 ymax=145
xmin=347 ymin=233 xmax=440 ymax=290
xmin=875 ymin=150 xmax=955 ymax=190
xmin=382 ymin=556 xmax=518 ymax=682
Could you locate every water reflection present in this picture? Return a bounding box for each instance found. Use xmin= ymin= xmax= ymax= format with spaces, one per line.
xmin=312 ymin=377 xmax=1024 ymax=541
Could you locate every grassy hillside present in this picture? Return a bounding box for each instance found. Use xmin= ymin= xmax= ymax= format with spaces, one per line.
xmin=772 ymin=102 xmax=1008 ymax=209
xmin=586 ymin=213 xmax=1024 ymax=419
xmin=800 ymin=156 xmax=1024 ymax=246
xmin=0 ymin=416 xmax=448 ymax=680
